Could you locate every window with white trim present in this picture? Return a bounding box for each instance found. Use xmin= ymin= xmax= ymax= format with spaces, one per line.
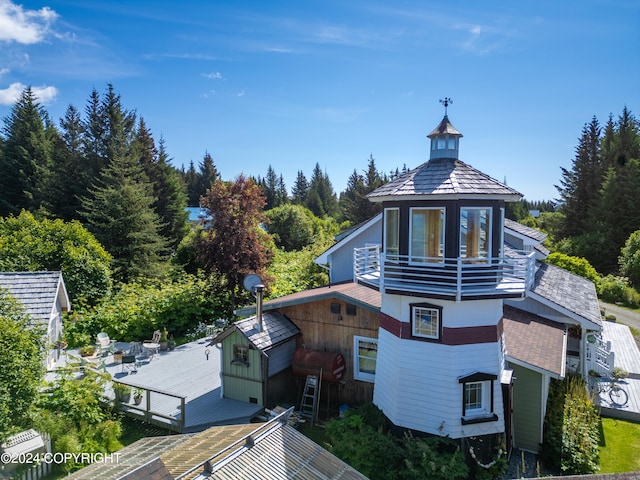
xmin=410 ymin=207 xmax=445 ymax=263
xmin=411 ymin=303 xmax=442 ymax=340
xmin=354 ymin=336 xmax=377 ymax=382
xmin=459 ymin=372 xmax=498 ymax=424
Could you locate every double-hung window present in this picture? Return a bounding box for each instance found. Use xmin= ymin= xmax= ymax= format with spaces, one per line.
xmin=460 ymin=207 xmax=491 ymax=262
xmin=354 ymin=336 xmax=377 ymax=383
xmin=410 ymin=207 xmax=445 ymax=263
xmin=459 ymin=372 xmax=498 ymax=424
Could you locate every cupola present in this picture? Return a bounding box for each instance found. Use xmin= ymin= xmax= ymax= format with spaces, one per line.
xmin=428 ymin=98 xmax=462 ymax=160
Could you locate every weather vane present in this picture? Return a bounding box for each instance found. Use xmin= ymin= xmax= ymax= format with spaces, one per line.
xmin=439 ymin=97 xmax=453 ymax=115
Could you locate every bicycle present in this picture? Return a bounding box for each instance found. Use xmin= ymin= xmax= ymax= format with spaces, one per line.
xmin=591 ymin=375 xmax=629 ymax=406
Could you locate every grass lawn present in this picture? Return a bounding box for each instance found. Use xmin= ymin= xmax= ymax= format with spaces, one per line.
xmin=599 ymin=417 xmax=640 ymax=473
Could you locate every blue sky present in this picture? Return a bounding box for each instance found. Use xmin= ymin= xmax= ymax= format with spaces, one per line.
xmin=0 ymin=0 xmax=638 ymax=202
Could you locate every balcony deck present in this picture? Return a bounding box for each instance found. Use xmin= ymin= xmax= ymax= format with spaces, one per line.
xmin=354 ymin=247 xmax=536 ymax=301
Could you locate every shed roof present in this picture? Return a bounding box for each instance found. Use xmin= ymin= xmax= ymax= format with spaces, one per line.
xmin=0 ymin=271 xmax=70 ymax=323
xmin=529 ymin=262 xmax=602 ymax=330
xmin=214 ymin=311 xmax=300 ymax=352
xmin=367 ymin=158 xmax=522 ymax=201
xmin=503 ymin=305 xmax=566 ymax=378
xmin=235 ymin=281 xmax=382 ymax=318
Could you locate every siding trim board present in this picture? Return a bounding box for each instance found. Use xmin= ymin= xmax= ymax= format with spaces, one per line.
xmin=380 ymin=312 xmax=500 ymax=345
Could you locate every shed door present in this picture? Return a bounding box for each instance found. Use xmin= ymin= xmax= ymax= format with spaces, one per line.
xmin=510 ymin=363 xmax=543 ymax=453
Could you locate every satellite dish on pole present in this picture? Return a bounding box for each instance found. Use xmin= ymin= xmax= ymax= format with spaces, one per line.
xmin=243 ymin=274 xmax=264 ymax=295
xmin=243 ymin=274 xmax=265 ymax=332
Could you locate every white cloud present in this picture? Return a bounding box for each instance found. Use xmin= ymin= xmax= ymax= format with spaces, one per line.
xmin=202 ymin=71 xmax=223 ymax=80
xmin=0 ymin=67 xmax=9 ymax=78
xmin=0 ymin=0 xmax=59 ymax=44
xmin=0 ymin=82 xmax=58 ymax=105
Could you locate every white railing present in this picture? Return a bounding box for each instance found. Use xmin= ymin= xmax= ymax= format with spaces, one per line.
xmin=586 ymin=334 xmax=614 ymax=378
xmin=354 ymin=246 xmax=536 ymax=301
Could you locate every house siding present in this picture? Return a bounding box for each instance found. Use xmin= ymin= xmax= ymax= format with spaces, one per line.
xmin=279 ymin=299 xmax=379 ymax=405
xmin=330 ymin=229 xmax=381 ymax=283
xmin=374 ymin=328 xmax=505 ymax=439
xmin=267 ymin=339 xmax=297 ymax=377
xmin=509 ymin=363 xmax=543 ymax=452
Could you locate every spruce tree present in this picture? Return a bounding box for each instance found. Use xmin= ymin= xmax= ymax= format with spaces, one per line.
xmin=556 ymin=117 xmax=603 ymax=238
xmin=81 ymin=152 xmax=169 ymax=283
xmin=306 ymin=163 xmax=338 ymax=218
xmin=291 ymin=170 xmax=309 ymax=204
xmin=0 ymin=87 xmax=54 ymax=216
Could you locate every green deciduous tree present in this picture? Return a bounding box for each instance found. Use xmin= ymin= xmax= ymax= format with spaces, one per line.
xmin=0 ymin=290 xmax=44 ymax=443
xmin=0 ymin=210 xmax=112 ymax=305
xmin=265 ymin=204 xmax=316 ymax=251
xmin=619 ymin=230 xmax=640 ymax=287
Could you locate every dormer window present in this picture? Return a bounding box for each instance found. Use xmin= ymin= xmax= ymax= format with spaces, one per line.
xmin=410 ymin=207 xmax=444 ymax=263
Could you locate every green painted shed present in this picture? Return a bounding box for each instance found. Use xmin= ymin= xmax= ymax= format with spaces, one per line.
xmin=212 ymin=311 xmax=300 ymax=407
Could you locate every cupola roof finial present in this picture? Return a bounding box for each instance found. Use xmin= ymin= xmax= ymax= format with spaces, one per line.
xmin=439 ymin=97 xmax=452 ymax=116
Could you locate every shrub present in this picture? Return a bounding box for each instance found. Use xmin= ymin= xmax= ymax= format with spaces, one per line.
xmin=325 ymin=403 xmax=468 ymax=480
xmin=64 ymin=273 xmax=227 ymax=344
xmin=542 ymin=375 xmax=600 ymax=475
xmin=545 ymin=252 xmax=600 ymax=288
xmin=598 ymin=275 xmax=628 ymax=303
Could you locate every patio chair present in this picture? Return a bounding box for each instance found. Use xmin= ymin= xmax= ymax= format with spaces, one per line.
xmin=143 ymin=330 xmax=161 ymax=359
xmin=121 ymin=354 xmax=137 ymax=374
xmin=96 ymin=332 xmax=114 ymax=357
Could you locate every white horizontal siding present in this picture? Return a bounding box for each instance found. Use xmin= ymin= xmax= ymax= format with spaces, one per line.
xmin=381 ymin=295 xmax=503 ymax=328
xmin=374 ymin=330 xmax=505 ymax=438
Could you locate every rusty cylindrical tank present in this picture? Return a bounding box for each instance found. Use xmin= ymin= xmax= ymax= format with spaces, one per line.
xmin=292 ymin=348 xmax=345 ymax=383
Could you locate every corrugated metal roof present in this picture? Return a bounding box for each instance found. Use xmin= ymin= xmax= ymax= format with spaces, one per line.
xmin=183 ymin=418 xmax=369 ymax=480
xmin=367 ymin=158 xmax=522 ymax=201
xmin=0 ymin=271 xmax=70 ymax=323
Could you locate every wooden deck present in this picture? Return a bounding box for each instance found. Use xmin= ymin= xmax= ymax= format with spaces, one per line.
xmin=595 ymin=321 xmax=640 ymax=421
xmin=56 ymin=337 xmax=264 ymax=433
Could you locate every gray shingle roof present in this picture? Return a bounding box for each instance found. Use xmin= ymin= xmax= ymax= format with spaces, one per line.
xmin=234 ymin=311 xmax=300 ymax=351
xmin=0 ymin=271 xmax=69 ymax=323
xmin=367 ymin=158 xmax=522 ymax=200
xmin=504 ymin=218 xmax=547 ymax=242
xmin=530 ymin=262 xmax=602 ymax=329
xmin=427 ymin=115 xmax=462 ymax=138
